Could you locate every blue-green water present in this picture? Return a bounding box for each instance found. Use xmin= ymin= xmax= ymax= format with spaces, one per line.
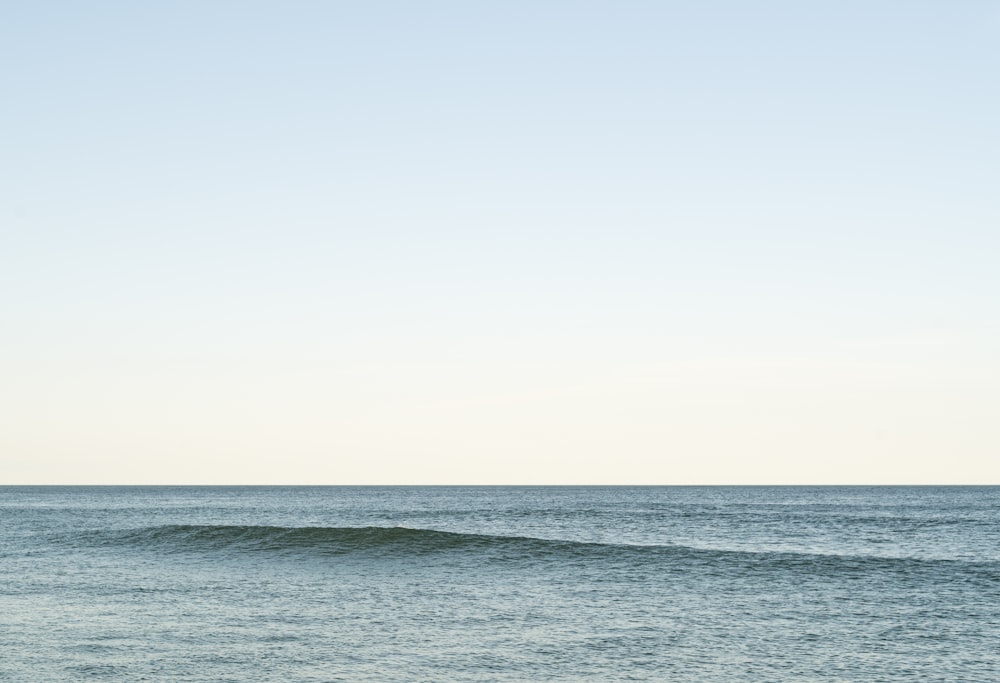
xmin=2 ymin=486 xmax=997 ymax=681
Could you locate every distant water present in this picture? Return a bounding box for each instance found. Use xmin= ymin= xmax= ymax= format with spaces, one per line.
xmin=2 ymin=486 xmax=997 ymax=682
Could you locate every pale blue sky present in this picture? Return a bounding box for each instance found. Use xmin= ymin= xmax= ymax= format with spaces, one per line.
xmin=2 ymin=2 xmax=998 ymax=483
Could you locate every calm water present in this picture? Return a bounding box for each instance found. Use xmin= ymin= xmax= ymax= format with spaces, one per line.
xmin=1 ymin=486 xmax=997 ymax=681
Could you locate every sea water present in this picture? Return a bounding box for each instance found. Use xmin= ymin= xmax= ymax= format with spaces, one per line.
xmin=1 ymin=486 xmax=997 ymax=681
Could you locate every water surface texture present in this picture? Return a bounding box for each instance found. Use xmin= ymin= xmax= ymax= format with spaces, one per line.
xmin=2 ymin=486 xmax=997 ymax=681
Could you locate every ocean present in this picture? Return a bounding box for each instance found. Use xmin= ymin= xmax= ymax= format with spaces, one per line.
xmin=1 ymin=486 xmax=997 ymax=681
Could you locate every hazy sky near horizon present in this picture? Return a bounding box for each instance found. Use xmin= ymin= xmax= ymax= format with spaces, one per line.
xmin=3 ymin=1 xmax=998 ymax=484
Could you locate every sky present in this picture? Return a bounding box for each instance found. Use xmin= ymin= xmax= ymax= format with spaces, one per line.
xmin=2 ymin=1 xmax=998 ymax=484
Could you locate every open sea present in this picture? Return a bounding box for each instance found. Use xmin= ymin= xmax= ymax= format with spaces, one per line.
xmin=1 ymin=486 xmax=997 ymax=682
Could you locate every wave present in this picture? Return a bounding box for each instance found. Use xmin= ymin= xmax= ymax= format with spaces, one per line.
xmin=84 ymin=525 xmax=999 ymax=577
xmin=95 ymin=524 xmax=591 ymax=557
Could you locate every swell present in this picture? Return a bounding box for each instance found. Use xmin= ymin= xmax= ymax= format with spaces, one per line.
xmin=84 ymin=524 xmax=999 ymax=576
xmin=93 ymin=524 xmax=583 ymax=557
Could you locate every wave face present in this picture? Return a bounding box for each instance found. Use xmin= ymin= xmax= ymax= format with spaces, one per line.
xmin=96 ymin=524 xmax=613 ymax=560
xmin=102 ymin=524 xmax=553 ymax=555
xmin=90 ymin=524 xmax=1000 ymax=580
